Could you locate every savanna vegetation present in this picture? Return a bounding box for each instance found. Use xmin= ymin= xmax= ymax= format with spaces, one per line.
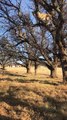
xmin=0 ymin=0 xmax=67 ymax=120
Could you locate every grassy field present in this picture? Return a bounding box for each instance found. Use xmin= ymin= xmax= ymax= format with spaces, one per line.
xmin=0 ymin=66 xmax=67 ymax=120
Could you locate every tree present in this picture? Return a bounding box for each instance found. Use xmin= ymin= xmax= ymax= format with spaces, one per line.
xmin=0 ymin=37 xmax=16 ymax=70
xmin=31 ymin=0 xmax=67 ymax=82
xmin=0 ymin=0 xmax=58 ymax=78
xmin=24 ymin=21 xmax=58 ymax=78
xmin=15 ymin=43 xmax=32 ymax=74
xmin=0 ymin=0 xmax=66 ymax=81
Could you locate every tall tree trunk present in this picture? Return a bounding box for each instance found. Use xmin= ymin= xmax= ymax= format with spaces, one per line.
xmin=55 ymin=13 xmax=67 ymax=82
xmin=50 ymin=66 xmax=57 ymax=78
xmin=44 ymin=62 xmax=57 ymax=78
xmin=50 ymin=55 xmax=58 ymax=78
xmin=1 ymin=64 xmax=5 ymax=74
xmin=34 ymin=61 xmax=38 ymax=75
xmin=2 ymin=64 xmax=5 ymax=70
xmin=26 ymin=61 xmax=31 ymax=74
xmin=27 ymin=66 xmax=30 ymax=74
xmin=61 ymin=55 xmax=67 ymax=82
xmin=57 ymin=40 xmax=67 ymax=82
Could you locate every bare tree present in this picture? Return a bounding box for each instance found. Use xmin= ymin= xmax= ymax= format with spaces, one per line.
xmin=0 ymin=0 xmax=66 ymax=81
xmin=0 ymin=37 xmax=16 ymax=70
xmin=31 ymin=0 xmax=67 ymax=82
xmin=0 ymin=0 xmax=58 ymax=78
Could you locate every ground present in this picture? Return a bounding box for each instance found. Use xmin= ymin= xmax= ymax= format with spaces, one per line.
xmin=0 ymin=66 xmax=67 ymax=120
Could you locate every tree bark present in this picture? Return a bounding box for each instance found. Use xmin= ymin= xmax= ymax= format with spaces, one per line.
xmin=50 ymin=55 xmax=58 ymax=78
xmin=61 ymin=56 xmax=67 ymax=82
xmin=2 ymin=64 xmax=5 ymax=70
xmin=26 ymin=61 xmax=31 ymax=74
xmin=27 ymin=66 xmax=30 ymax=74
xmin=55 ymin=13 xmax=67 ymax=82
xmin=50 ymin=67 xmax=57 ymax=78
xmin=57 ymin=39 xmax=67 ymax=82
xmin=34 ymin=61 xmax=38 ymax=75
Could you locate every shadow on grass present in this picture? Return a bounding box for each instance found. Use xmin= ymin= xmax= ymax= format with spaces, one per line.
xmin=0 ymin=86 xmax=67 ymax=120
xmin=0 ymin=69 xmax=62 ymax=85
xmin=5 ymin=71 xmax=26 ymax=77
xmin=0 ymin=78 xmax=13 ymax=81
xmin=0 ymin=69 xmax=26 ymax=77
xmin=0 ymin=115 xmax=13 ymax=120
xmin=17 ymin=79 xmax=62 ymax=86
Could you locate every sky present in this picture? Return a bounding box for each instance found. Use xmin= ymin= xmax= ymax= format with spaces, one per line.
xmin=0 ymin=0 xmax=36 ymax=37
xmin=8 ymin=0 xmax=31 ymax=13
xmin=21 ymin=0 xmax=36 ymax=23
xmin=0 ymin=0 xmax=34 ymax=37
xmin=22 ymin=0 xmax=30 ymax=13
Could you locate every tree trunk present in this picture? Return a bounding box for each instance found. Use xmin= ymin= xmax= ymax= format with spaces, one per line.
xmin=35 ymin=68 xmax=37 ymax=75
xmin=2 ymin=64 xmax=5 ymax=70
xmin=61 ymin=56 xmax=67 ymax=82
xmin=58 ymin=40 xmax=67 ymax=82
xmin=1 ymin=64 xmax=5 ymax=74
xmin=26 ymin=61 xmax=31 ymax=74
xmin=50 ymin=67 xmax=57 ymax=78
xmin=50 ymin=55 xmax=58 ymax=78
xmin=27 ymin=66 xmax=30 ymax=74
xmin=34 ymin=61 xmax=38 ymax=75
xmin=55 ymin=17 xmax=67 ymax=82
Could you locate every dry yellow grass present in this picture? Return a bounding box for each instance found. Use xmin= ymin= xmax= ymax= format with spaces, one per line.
xmin=1 ymin=66 xmax=62 ymax=81
xmin=0 ymin=66 xmax=67 ymax=120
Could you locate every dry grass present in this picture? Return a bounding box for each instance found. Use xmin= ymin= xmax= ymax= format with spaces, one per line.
xmin=0 ymin=66 xmax=67 ymax=120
